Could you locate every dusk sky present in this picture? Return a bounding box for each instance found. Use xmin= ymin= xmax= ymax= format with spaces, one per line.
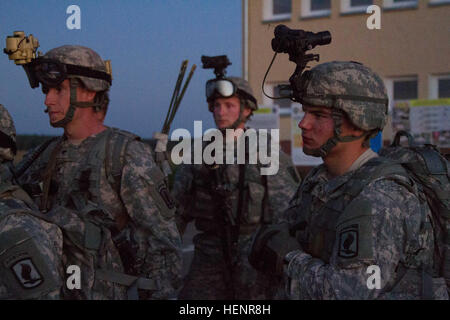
xmin=0 ymin=1 xmax=243 ymax=138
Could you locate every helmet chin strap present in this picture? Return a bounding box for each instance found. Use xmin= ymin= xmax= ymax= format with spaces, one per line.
xmin=304 ymin=108 xmax=368 ymax=158
xmin=51 ymin=78 xmax=103 ymax=128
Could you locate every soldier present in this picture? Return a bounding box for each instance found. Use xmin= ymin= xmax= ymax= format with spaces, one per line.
xmin=172 ymin=76 xmax=300 ymax=299
xmin=249 ymin=61 xmax=449 ymax=299
xmin=0 ymin=104 xmax=64 ymax=299
xmin=16 ymin=45 xmax=182 ymax=299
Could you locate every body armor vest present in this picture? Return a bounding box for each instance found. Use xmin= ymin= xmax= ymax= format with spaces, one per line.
xmin=290 ymin=157 xmax=419 ymax=264
xmin=190 ymin=161 xmax=270 ymax=235
xmin=20 ymin=128 xmax=161 ymax=298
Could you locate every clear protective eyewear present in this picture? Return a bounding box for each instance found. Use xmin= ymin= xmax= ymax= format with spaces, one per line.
xmin=205 ymin=78 xmax=257 ymax=104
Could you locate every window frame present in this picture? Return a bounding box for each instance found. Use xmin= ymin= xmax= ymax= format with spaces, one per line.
xmin=383 ymin=0 xmax=418 ymax=10
xmin=429 ymin=74 xmax=450 ymax=99
xmin=384 ymin=76 xmax=418 ymax=112
xmin=340 ymin=0 xmax=374 ymax=14
xmin=300 ymin=0 xmax=331 ymax=19
xmin=429 ymin=0 xmax=450 ymax=6
xmin=262 ymin=0 xmax=292 ymax=22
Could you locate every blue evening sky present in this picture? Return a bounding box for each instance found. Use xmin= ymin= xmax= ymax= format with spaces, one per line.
xmin=0 ymin=0 xmax=242 ymax=138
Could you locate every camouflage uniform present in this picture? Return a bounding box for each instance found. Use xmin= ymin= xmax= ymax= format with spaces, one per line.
xmin=278 ymin=62 xmax=448 ymax=299
xmin=173 ymin=77 xmax=300 ymax=300
xmin=0 ymin=104 xmax=64 ymax=300
xmin=284 ymin=152 xmax=448 ymax=299
xmin=17 ymin=46 xmax=182 ymax=299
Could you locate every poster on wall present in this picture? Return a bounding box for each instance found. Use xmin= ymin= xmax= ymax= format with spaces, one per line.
xmin=392 ymin=99 xmax=450 ymax=148
xmin=291 ymin=104 xmax=323 ymax=166
xmin=246 ymin=105 xmax=280 ymax=130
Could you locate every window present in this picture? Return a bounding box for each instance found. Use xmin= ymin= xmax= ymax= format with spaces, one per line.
xmin=393 ymin=79 xmax=418 ymax=100
xmin=383 ymin=0 xmax=418 ymax=10
xmin=263 ymin=0 xmax=291 ymax=21
xmin=429 ymin=0 xmax=450 ymax=6
xmin=429 ymin=74 xmax=450 ymax=99
xmin=384 ymin=77 xmax=418 ymax=110
xmin=341 ymin=0 xmax=373 ymax=14
xmin=301 ymin=0 xmax=331 ymax=18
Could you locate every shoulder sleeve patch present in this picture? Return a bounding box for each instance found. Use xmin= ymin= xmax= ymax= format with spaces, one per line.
xmin=147 ymin=167 xmax=176 ymax=217
xmin=0 ymin=228 xmax=59 ymax=299
xmin=335 ymin=198 xmax=375 ymax=268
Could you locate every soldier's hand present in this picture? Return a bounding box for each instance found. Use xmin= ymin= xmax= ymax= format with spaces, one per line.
xmin=248 ymin=223 xmax=302 ymax=276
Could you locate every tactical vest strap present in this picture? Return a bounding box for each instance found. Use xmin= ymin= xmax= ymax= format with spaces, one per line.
xmin=344 ymin=159 xmax=410 ymax=198
xmin=105 ymin=128 xmax=141 ymax=194
xmin=40 ymin=137 xmax=64 ymax=212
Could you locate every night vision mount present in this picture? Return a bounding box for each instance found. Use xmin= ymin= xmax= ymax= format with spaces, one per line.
xmin=201 ymin=55 xmax=231 ymax=79
xmin=264 ymin=24 xmax=332 ymax=102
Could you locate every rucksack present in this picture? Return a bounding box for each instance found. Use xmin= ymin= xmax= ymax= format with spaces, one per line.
xmin=379 ymin=130 xmax=450 ymax=293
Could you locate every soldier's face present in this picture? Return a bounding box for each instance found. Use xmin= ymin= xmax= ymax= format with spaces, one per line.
xmin=44 ymin=79 xmax=96 ymax=126
xmin=212 ymin=96 xmax=250 ymax=130
xmin=299 ymin=105 xmax=335 ymax=152
xmin=44 ymin=79 xmax=71 ymax=124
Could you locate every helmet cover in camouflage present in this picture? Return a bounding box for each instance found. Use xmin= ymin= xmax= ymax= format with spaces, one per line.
xmin=0 ymin=104 xmax=16 ymax=145
xmin=300 ymin=61 xmax=388 ymax=132
xmin=227 ymin=77 xmax=258 ymax=111
xmin=43 ymin=45 xmax=110 ymax=92
xmin=208 ymin=77 xmax=258 ymax=112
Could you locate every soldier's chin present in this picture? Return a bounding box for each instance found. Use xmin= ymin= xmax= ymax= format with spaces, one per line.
xmin=50 ymin=119 xmax=64 ymax=128
xmin=303 ymin=146 xmax=322 ymax=157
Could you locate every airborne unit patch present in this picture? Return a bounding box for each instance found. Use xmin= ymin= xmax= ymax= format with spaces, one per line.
xmin=338 ymin=224 xmax=359 ymax=258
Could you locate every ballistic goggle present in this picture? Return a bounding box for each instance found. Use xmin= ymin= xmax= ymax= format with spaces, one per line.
xmin=23 ymin=58 xmax=112 ymax=89
xmin=205 ymin=79 xmax=257 ymax=105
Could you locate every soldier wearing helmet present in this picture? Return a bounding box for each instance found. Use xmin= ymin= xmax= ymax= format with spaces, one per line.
xmin=172 ymin=70 xmax=300 ymax=299
xmin=16 ymin=45 xmax=182 ymax=299
xmin=249 ymin=61 xmax=448 ymax=299
xmin=0 ymin=104 xmax=65 ymax=300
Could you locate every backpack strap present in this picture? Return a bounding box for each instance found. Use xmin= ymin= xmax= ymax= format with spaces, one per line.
xmin=40 ymin=137 xmax=64 ymax=212
xmin=105 ymin=128 xmax=141 ymax=195
xmin=344 ymin=158 xmax=411 ymax=199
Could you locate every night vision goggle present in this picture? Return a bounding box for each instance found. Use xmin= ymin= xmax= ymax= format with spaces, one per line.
xmin=23 ymin=58 xmax=112 ymax=89
xmin=206 ymin=79 xmax=257 ymax=105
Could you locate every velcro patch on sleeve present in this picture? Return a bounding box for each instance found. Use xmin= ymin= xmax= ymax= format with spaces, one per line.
xmin=0 ymin=228 xmax=59 ymax=299
xmin=335 ymin=198 xmax=375 ymax=268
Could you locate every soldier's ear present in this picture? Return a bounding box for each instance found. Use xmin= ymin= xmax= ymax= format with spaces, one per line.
xmin=243 ymin=107 xmax=252 ymax=118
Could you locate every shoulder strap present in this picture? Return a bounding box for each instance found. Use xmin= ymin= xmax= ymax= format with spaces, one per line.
xmin=344 ymin=157 xmax=411 ymax=199
xmin=40 ymin=138 xmax=64 ymax=212
xmin=105 ymin=128 xmax=141 ymax=194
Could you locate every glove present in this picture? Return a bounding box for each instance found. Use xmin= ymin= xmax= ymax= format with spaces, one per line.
xmin=248 ymin=223 xmax=302 ymax=276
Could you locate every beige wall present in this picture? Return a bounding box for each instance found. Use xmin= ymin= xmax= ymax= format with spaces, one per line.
xmin=244 ymin=0 xmax=450 ymax=141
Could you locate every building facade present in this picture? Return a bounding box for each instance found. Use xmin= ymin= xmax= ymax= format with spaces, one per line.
xmin=243 ymin=0 xmax=450 ymax=148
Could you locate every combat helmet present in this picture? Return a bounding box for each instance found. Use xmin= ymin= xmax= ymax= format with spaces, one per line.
xmin=36 ymin=45 xmax=112 ymax=127
xmin=299 ymin=61 xmax=388 ymax=157
xmin=43 ymin=45 xmax=110 ymax=92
